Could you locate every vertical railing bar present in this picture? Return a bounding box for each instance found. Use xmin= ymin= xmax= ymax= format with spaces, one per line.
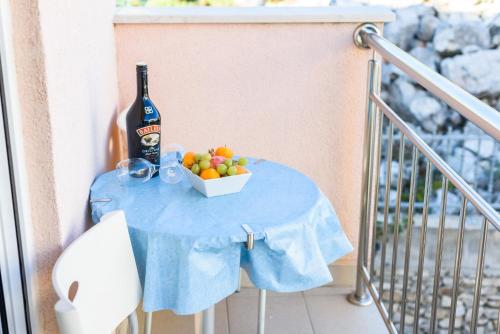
xmin=448 ymin=197 xmax=467 ymax=334
xmin=429 ymin=177 xmax=449 ymax=333
xmin=413 ymin=160 xmax=432 ymax=334
xmin=378 ymin=123 xmax=394 ymax=301
xmin=470 ymin=217 xmax=489 ymax=333
xmin=388 ymin=132 xmax=405 ymax=320
xmin=369 ymin=109 xmax=384 ymax=281
xmin=369 ymin=61 xmax=383 ymax=282
xmin=496 ymin=309 xmax=500 ymax=334
xmin=399 ymin=147 xmax=419 ymax=332
xmin=473 ymin=135 xmax=481 ymax=189
xmin=460 ymin=142 xmax=465 ymax=178
xmin=348 ymin=59 xmax=380 ymax=306
xmin=487 ymin=141 xmax=497 ymax=204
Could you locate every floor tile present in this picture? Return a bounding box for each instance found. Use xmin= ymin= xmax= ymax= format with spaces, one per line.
xmin=137 ymin=308 xmax=194 ymax=334
xmin=304 ymin=292 xmax=388 ymax=334
xmin=227 ymin=294 xmax=313 ymax=334
xmin=134 ymin=299 xmax=229 ymax=334
xmin=234 ymin=287 xmax=302 ymax=298
xmin=215 ymin=299 xmax=230 ymax=334
xmin=302 ymin=286 xmax=352 ymax=296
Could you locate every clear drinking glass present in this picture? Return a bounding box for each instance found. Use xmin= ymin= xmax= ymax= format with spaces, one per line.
xmin=116 ymin=158 xmax=155 ymax=186
xmin=159 ymin=143 xmax=185 ymax=184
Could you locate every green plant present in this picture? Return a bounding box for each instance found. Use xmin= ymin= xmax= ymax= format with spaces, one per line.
xmin=375 ymin=217 xmax=408 ymax=240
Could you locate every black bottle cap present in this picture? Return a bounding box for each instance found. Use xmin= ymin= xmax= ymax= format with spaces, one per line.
xmin=136 ymin=62 xmax=147 ymax=71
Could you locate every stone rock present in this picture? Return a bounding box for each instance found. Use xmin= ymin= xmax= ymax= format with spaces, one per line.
xmin=409 ymin=45 xmax=440 ymax=71
xmin=455 ymin=303 xmax=466 ymax=317
xmin=437 ymin=307 xmax=449 ymax=319
xmin=487 ymin=294 xmax=500 ymax=302
xmin=409 ymin=94 xmax=440 ymax=121
xmin=433 ymin=19 xmax=491 ymax=55
xmin=384 ymin=7 xmax=420 ymax=51
xmin=447 ymin=147 xmax=477 ymax=183
xmin=449 ymin=111 xmax=463 ymax=126
xmin=382 ymin=63 xmax=406 ymax=86
xmin=418 ymin=13 xmax=441 ymax=41
xmin=388 ymin=77 xmax=418 ymax=120
xmin=489 ymin=14 xmax=500 ymax=47
xmin=408 ymin=93 xmax=446 ymax=132
xmin=440 ymin=294 xmax=452 ymax=308
xmin=462 ymin=44 xmax=481 ymax=54
xmin=438 ymin=317 xmax=463 ymax=329
xmin=464 ymin=138 xmax=496 ymax=159
xmin=463 ymin=122 xmax=484 ymax=135
xmin=483 ymin=307 xmax=499 ymax=320
xmin=440 ymin=50 xmax=500 ymax=99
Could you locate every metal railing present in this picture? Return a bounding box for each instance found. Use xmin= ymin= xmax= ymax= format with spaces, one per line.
xmin=348 ymin=24 xmax=500 ymax=334
xmin=378 ymin=131 xmax=499 ymax=212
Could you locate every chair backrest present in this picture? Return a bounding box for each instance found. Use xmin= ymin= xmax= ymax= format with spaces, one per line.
xmin=52 ymin=210 xmax=142 ymax=334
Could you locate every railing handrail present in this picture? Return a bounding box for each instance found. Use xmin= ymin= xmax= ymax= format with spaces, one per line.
xmin=359 ymin=28 xmax=500 ymax=141
xmin=371 ymin=93 xmax=500 ymax=230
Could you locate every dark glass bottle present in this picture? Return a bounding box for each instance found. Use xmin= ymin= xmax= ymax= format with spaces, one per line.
xmin=126 ymin=63 xmax=161 ymax=176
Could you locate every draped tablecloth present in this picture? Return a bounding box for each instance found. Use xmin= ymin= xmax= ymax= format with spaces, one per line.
xmin=90 ymin=159 xmax=352 ymax=314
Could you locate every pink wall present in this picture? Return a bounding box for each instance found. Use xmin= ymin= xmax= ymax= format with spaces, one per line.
xmin=115 ymin=22 xmax=379 ymax=266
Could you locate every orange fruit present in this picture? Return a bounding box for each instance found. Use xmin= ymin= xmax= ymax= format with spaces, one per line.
xmin=235 ymin=165 xmax=247 ymax=175
xmin=215 ymin=146 xmax=233 ymax=159
xmin=200 ymin=168 xmax=220 ymax=180
xmin=183 ymin=152 xmax=196 ymax=168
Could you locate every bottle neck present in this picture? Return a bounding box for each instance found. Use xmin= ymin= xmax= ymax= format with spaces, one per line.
xmin=136 ymin=69 xmax=149 ymax=98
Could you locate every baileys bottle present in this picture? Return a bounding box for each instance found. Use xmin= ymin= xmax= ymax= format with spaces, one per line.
xmin=126 ymin=63 xmax=161 ymax=176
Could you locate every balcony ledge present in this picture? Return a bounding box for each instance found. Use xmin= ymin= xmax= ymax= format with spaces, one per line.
xmin=114 ymin=6 xmax=395 ymax=24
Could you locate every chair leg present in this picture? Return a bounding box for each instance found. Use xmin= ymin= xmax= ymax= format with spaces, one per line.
xmin=144 ymin=312 xmax=153 ymax=334
xmin=128 ymin=311 xmax=139 ymax=334
xmin=201 ymin=305 xmax=215 ymax=334
xmin=258 ymin=289 xmax=267 ymax=334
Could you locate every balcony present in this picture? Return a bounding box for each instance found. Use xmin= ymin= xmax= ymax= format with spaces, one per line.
xmin=1 ymin=3 xmax=499 ymax=334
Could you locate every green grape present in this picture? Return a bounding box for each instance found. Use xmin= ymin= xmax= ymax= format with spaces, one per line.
xmin=227 ymin=166 xmax=237 ymax=176
xmin=201 ymin=153 xmax=212 ymax=161
xmin=199 ymin=160 xmax=211 ymax=170
xmin=217 ymin=164 xmax=227 ymax=176
xmin=195 ymin=153 xmax=202 ymax=162
xmin=191 ymin=164 xmax=200 ymax=175
xmin=224 ymin=159 xmax=233 ymax=167
xmin=238 ymin=157 xmax=248 ymax=166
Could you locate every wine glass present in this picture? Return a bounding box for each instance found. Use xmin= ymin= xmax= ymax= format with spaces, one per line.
xmin=159 ymin=143 xmax=185 ymax=184
xmin=116 ymin=158 xmax=155 ymax=186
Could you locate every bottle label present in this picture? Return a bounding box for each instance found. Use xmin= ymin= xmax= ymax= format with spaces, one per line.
xmin=136 ymin=125 xmax=160 ymax=163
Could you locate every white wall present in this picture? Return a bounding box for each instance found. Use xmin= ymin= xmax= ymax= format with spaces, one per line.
xmin=8 ymin=0 xmax=119 ymax=332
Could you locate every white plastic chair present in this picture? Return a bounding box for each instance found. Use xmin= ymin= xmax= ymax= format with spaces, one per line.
xmin=52 ymin=210 xmax=143 ymax=334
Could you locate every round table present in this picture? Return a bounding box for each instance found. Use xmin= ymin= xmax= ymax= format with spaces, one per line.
xmin=90 ymin=159 xmax=352 ymax=332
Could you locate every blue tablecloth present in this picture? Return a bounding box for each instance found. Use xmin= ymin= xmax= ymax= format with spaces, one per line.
xmin=90 ymin=159 xmax=352 ymax=314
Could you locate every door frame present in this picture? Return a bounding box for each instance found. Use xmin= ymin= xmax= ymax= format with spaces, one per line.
xmin=0 ymin=1 xmax=38 ymax=332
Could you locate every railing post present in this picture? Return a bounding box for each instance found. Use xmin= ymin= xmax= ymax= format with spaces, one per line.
xmin=347 ymin=52 xmax=381 ymax=306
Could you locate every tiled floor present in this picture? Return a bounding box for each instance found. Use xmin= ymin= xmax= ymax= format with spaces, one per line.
xmin=132 ymin=287 xmax=388 ymax=334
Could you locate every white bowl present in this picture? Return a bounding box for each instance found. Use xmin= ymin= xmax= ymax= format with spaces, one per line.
xmin=183 ymin=167 xmax=252 ymax=197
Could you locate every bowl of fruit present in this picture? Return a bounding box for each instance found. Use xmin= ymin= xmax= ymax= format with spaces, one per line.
xmin=182 ymin=146 xmax=251 ymax=197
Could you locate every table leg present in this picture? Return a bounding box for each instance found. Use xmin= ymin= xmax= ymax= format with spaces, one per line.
xmin=236 ymin=269 xmax=242 ymax=293
xmin=127 ymin=311 xmax=139 ymax=334
xmin=201 ymin=305 xmax=215 ymax=334
xmin=144 ymin=312 xmax=153 ymax=334
xmin=258 ymin=289 xmax=267 ymax=334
